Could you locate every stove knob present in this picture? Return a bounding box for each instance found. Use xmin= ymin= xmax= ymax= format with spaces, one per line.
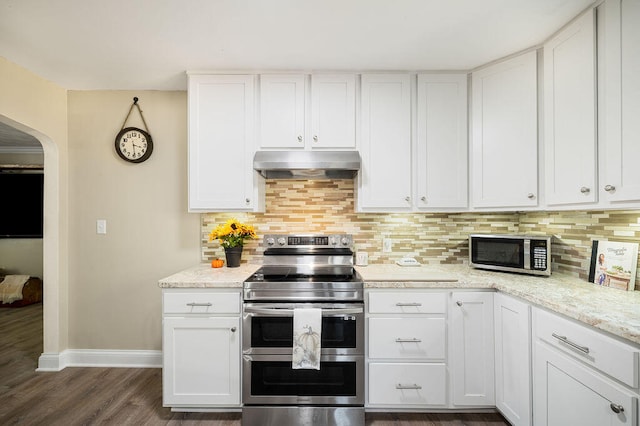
xmin=266 ymin=237 xmax=275 ymax=246
xmin=329 ymin=237 xmax=337 ymax=245
xmin=341 ymin=237 xmax=350 ymax=246
xmin=277 ymin=237 xmax=286 ymax=246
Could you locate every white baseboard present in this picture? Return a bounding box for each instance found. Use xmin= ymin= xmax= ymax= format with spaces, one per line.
xmin=37 ymin=349 xmax=162 ymax=371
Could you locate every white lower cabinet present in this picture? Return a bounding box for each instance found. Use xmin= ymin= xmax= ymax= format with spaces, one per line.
xmin=366 ymin=290 xmax=447 ymax=409
xmin=450 ymin=291 xmax=495 ymax=407
xmin=532 ymin=307 xmax=639 ymax=426
xmin=162 ymin=289 xmax=241 ymax=408
xmin=368 ymin=362 xmax=447 ymax=406
xmin=494 ymin=293 xmax=532 ymax=426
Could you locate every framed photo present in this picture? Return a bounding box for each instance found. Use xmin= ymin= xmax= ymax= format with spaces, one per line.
xmin=588 ymin=240 xmax=639 ymax=291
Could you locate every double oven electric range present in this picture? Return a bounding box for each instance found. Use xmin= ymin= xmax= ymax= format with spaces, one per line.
xmin=242 ymin=234 xmax=364 ymax=426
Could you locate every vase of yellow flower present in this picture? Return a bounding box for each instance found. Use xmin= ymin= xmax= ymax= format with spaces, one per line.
xmin=208 ymin=218 xmax=257 ymax=267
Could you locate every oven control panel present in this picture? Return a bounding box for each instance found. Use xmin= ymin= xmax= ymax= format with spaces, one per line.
xmin=264 ymin=234 xmax=353 ymax=248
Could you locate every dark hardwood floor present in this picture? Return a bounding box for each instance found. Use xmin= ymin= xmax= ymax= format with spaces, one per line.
xmin=0 ymin=304 xmax=509 ymax=425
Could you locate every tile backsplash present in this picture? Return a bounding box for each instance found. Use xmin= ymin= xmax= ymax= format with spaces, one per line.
xmin=202 ymin=179 xmax=640 ymax=290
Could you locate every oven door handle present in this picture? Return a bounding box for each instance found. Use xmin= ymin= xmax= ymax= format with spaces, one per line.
xmin=243 ymin=306 xmax=363 ymax=316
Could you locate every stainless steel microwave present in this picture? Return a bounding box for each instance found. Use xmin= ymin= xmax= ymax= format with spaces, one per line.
xmin=469 ymin=234 xmax=551 ymax=276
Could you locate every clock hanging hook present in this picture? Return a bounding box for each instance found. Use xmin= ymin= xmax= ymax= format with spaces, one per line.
xmin=120 ymin=96 xmax=151 ymax=134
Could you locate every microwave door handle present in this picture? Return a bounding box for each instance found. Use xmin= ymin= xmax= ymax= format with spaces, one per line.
xmin=243 ymin=306 xmax=363 ymax=316
xmin=523 ymin=239 xmax=531 ymax=270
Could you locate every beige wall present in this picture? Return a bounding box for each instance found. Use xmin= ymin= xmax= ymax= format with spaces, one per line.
xmin=67 ymin=91 xmax=200 ymax=350
xmin=0 ymin=56 xmax=69 ymax=353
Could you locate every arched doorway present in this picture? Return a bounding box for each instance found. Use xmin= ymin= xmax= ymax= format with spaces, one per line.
xmin=0 ymin=115 xmax=61 ymax=369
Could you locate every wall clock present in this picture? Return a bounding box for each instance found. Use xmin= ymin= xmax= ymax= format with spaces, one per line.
xmin=115 ymin=97 xmax=153 ymax=163
xmin=115 ymin=127 xmax=153 ymax=163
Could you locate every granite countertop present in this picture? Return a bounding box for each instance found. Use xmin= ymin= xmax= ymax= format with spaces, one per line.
xmin=159 ymin=263 xmax=640 ymax=345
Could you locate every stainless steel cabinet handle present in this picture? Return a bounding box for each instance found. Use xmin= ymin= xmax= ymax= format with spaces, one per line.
xmin=420 ymin=196 xmax=427 ymax=202
xmin=313 ymin=135 xmax=318 ymax=142
xmin=186 ymin=302 xmax=212 ymax=307
xmin=395 ymin=302 xmax=422 ymax=307
xmin=552 ymin=333 xmax=590 ymax=354
xmin=604 ymin=184 xmax=616 ymax=192
xmin=245 ymin=198 xmax=250 ymax=204
xmin=396 ymin=383 xmax=422 ymax=390
xmin=297 ymin=135 xmax=303 ymax=142
xmin=395 ymin=338 xmax=422 ymax=343
xmin=456 ymin=301 xmax=463 ymax=307
xmin=230 ymin=327 xmax=237 ymax=333
xmin=580 ymin=187 xmax=590 ymax=194
xmin=405 ymin=196 xmax=411 ymax=202
xmin=527 ymin=193 xmax=535 ymax=199
xmin=610 ymin=403 xmax=624 ymax=414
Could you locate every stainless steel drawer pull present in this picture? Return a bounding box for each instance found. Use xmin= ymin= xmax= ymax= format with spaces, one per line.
xmin=395 ymin=302 xmax=422 ymax=307
xmin=610 ymin=403 xmax=624 ymax=414
xmin=552 ymin=333 xmax=590 ymax=354
xmin=396 ymin=383 xmax=422 ymax=390
xmin=395 ymin=338 xmax=422 ymax=343
xmin=230 ymin=327 xmax=237 ymax=333
xmin=456 ymin=301 xmax=463 ymax=307
xmin=186 ymin=302 xmax=212 ymax=307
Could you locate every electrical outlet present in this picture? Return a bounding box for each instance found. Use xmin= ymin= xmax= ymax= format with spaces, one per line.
xmin=383 ymin=238 xmax=392 ymax=253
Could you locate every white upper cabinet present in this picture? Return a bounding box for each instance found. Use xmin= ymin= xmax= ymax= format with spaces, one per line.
xmin=471 ymin=51 xmax=538 ymax=209
xmin=259 ymin=74 xmax=356 ymax=149
xmin=544 ymin=9 xmax=597 ymax=206
xmin=188 ymin=74 xmax=262 ymax=212
xmin=358 ymin=74 xmax=412 ymax=211
xmin=601 ymin=0 xmax=640 ymax=203
xmin=311 ymin=74 xmax=357 ymax=149
xmin=416 ymin=74 xmax=468 ymax=210
xmin=259 ymin=74 xmax=306 ymax=149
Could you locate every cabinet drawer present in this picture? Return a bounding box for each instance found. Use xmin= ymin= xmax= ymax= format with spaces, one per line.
xmin=163 ymin=291 xmax=240 ymax=314
xmin=368 ymin=317 xmax=445 ymax=360
xmin=368 ymin=363 xmax=446 ymax=406
xmin=534 ymin=308 xmax=639 ymax=388
xmin=368 ymin=291 xmax=446 ymax=314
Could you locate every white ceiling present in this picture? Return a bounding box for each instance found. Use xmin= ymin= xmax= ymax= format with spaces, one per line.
xmin=0 ymin=0 xmax=594 ymax=91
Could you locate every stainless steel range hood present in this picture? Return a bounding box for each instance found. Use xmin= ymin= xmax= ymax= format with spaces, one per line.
xmin=253 ymin=150 xmax=361 ymax=179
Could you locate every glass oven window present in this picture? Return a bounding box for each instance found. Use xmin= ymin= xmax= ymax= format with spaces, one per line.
xmin=472 ymin=237 xmax=524 ymax=268
xmin=250 ymin=361 xmax=357 ymax=396
xmin=251 ymin=317 xmax=357 ymax=348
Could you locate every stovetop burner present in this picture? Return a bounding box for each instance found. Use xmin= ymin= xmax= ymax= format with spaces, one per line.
xmin=246 ymin=266 xmax=361 ymax=284
xmin=244 ymin=233 xmax=363 ymax=301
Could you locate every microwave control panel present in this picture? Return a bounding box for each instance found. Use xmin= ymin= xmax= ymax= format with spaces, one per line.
xmin=531 ymin=240 xmax=548 ymax=270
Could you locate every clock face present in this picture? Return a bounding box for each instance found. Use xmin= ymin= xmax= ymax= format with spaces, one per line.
xmin=115 ymin=127 xmax=153 ymax=163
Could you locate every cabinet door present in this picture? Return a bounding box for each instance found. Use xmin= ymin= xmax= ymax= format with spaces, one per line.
xmin=358 ymin=74 xmax=412 ymax=211
xmin=471 ymin=51 xmax=538 ymax=208
xmin=602 ymin=0 xmax=640 ymax=203
xmin=259 ymin=74 xmax=306 ymax=148
xmin=534 ymin=341 xmax=636 ymax=426
xmin=494 ymin=293 xmax=531 ymax=426
xmin=416 ymin=74 xmax=468 ymax=209
xmin=310 ymin=74 xmax=356 ymax=149
xmin=188 ymin=75 xmax=257 ymax=211
xmin=544 ymin=9 xmax=597 ymax=206
xmin=450 ymin=291 xmax=495 ymax=406
xmin=163 ymin=316 xmax=240 ymax=406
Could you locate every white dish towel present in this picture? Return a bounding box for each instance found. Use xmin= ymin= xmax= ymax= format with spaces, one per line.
xmin=292 ymin=308 xmax=322 ymax=370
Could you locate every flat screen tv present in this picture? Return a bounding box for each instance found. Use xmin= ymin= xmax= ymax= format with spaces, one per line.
xmin=0 ymin=172 xmax=44 ymax=238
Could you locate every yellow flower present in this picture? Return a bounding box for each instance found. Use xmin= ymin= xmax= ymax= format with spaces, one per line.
xmin=208 ymin=218 xmax=257 ymax=248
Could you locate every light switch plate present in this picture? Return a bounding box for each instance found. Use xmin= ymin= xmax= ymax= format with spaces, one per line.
xmin=96 ymin=219 xmax=107 ymax=234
